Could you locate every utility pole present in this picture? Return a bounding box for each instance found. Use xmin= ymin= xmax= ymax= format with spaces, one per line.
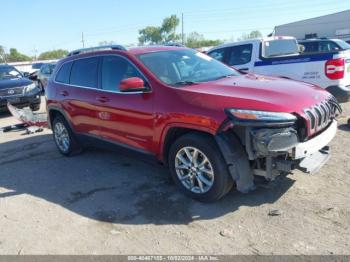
xmin=32 ymin=47 xmax=38 ymax=61
xmin=81 ymin=32 xmax=85 ymax=48
xmin=181 ymin=13 xmax=184 ymax=45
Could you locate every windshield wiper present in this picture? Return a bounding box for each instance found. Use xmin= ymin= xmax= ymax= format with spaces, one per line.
xmin=212 ymin=74 xmax=236 ymax=81
xmin=172 ymin=81 xmax=198 ymax=86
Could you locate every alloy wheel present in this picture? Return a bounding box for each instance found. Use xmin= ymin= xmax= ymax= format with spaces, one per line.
xmin=175 ymin=146 xmax=215 ymax=194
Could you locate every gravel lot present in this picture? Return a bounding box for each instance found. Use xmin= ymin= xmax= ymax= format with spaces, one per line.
xmin=0 ymin=98 xmax=349 ymax=255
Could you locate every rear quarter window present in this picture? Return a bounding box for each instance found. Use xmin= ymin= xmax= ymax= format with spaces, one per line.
xmin=55 ymin=62 xmax=72 ymax=84
xmin=262 ymin=39 xmax=299 ymax=57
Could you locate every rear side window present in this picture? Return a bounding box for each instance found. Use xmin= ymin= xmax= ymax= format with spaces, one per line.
xmin=262 ymin=39 xmax=299 ymax=57
xmin=70 ymin=57 xmax=99 ymax=88
xmin=55 ymin=62 xmax=72 ymax=84
xmin=101 ymin=56 xmax=145 ymax=91
xmin=208 ymin=48 xmax=226 ymax=62
xmin=299 ymin=42 xmax=318 ymax=53
xmin=227 ymin=44 xmax=253 ymax=66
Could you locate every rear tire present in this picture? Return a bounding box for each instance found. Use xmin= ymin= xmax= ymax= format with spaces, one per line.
xmin=52 ymin=115 xmax=81 ymax=156
xmin=168 ymin=133 xmax=233 ymax=202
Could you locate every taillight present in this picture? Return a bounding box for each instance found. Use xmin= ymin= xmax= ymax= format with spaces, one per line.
xmin=325 ymin=58 xmax=345 ymax=80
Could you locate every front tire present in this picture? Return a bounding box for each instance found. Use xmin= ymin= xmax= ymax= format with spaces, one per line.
xmin=168 ymin=133 xmax=233 ymax=202
xmin=52 ymin=115 xmax=81 ymax=156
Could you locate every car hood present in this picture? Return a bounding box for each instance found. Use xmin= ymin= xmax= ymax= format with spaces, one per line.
xmin=179 ymin=74 xmax=331 ymax=114
xmin=0 ymin=78 xmax=32 ymax=90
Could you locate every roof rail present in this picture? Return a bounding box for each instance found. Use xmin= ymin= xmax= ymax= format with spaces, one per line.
xmin=67 ymin=45 xmax=127 ymax=56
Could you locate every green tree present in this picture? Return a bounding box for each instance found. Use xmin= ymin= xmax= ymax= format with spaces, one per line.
xmin=98 ymin=40 xmax=116 ymax=46
xmin=0 ymin=45 xmax=6 ymax=62
xmin=138 ymin=26 xmax=162 ymax=45
xmin=38 ymin=49 xmax=68 ymax=60
xmin=186 ymin=32 xmax=223 ymax=48
xmin=138 ymin=15 xmax=180 ymax=45
xmin=238 ymin=30 xmax=263 ymax=41
xmin=160 ymin=15 xmax=180 ymax=42
xmin=7 ymin=48 xmax=31 ymax=62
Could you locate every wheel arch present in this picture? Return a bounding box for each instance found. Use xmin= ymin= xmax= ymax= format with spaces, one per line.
xmin=160 ymin=125 xmax=216 ymax=165
xmin=47 ymin=106 xmax=73 ymax=131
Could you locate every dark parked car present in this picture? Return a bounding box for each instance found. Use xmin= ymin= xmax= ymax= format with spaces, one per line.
xmin=46 ymin=45 xmax=340 ymax=202
xmin=27 ymin=62 xmax=45 ymax=81
xmin=298 ymin=38 xmax=350 ymax=53
xmin=37 ymin=63 xmax=56 ymax=91
xmin=0 ymin=64 xmax=41 ymax=112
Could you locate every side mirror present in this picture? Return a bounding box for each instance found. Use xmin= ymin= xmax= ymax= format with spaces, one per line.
xmin=119 ymin=77 xmax=146 ymax=92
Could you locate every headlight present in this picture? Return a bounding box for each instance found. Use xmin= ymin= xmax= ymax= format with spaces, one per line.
xmin=24 ymin=83 xmax=39 ymax=95
xmin=227 ymin=109 xmax=297 ymax=125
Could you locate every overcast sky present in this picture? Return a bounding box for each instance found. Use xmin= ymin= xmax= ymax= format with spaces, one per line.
xmin=1 ymin=0 xmax=349 ymax=55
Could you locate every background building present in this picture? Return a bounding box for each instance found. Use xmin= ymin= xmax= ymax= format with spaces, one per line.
xmin=274 ymin=10 xmax=350 ymax=43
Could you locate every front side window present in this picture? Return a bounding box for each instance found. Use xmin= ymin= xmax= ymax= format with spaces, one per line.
xmin=55 ymin=62 xmax=72 ymax=84
xmin=101 ymin=56 xmax=145 ymax=91
xmin=47 ymin=64 xmax=56 ymax=75
xmin=137 ymin=49 xmax=239 ymax=86
xmin=41 ymin=65 xmax=50 ymax=74
xmin=208 ymin=48 xmax=226 ymax=62
xmin=70 ymin=57 xmax=99 ymax=88
xmin=319 ymin=41 xmax=340 ymax=52
xmin=227 ymin=44 xmax=253 ymax=66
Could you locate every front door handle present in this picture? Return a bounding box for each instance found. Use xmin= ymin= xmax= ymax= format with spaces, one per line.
xmin=60 ymin=90 xmax=69 ymax=96
xmin=96 ymin=96 xmax=110 ymax=103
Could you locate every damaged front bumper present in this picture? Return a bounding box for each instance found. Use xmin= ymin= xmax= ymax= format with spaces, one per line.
xmin=293 ymin=120 xmax=337 ymax=174
xmin=250 ymin=120 xmax=337 ymax=176
xmin=216 ymin=119 xmax=338 ymax=193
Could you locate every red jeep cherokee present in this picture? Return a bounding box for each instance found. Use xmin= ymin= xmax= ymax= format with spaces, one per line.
xmin=46 ymin=45 xmax=341 ymax=202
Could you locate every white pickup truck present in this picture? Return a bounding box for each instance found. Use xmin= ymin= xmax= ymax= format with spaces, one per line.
xmin=208 ymin=36 xmax=350 ymax=103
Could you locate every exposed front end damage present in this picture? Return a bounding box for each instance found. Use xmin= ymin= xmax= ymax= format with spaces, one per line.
xmin=216 ymin=98 xmax=341 ymax=193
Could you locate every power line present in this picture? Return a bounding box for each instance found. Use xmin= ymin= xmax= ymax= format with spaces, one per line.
xmin=182 ymin=0 xmax=346 ymax=15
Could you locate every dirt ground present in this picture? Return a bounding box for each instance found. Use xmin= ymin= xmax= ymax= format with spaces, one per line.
xmin=0 ymin=97 xmax=349 ymax=255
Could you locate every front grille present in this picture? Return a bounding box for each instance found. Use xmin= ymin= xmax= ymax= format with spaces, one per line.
xmin=304 ymin=96 xmax=341 ymax=133
xmin=0 ymin=87 xmax=24 ymax=97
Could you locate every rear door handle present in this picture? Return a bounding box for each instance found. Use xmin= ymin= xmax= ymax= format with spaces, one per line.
xmin=96 ymin=96 xmax=110 ymax=103
xmin=60 ymin=90 xmax=69 ymax=96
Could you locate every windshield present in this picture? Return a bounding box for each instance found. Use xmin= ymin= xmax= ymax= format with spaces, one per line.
xmin=334 ymin=39 xmax=350 ymax=50
xmin=0 ymin=66 xmax=22 ymax=80
xmin=137 ymin=49 xmax=240 ymax=86
xmin=32 ymin=63 xmax=44 ymax=69
xmin=262 ymin=39 xmax=299 ymax=57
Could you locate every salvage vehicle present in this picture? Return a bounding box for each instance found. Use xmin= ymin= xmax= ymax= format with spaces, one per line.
xmin=207 ymin=36 xmax=350 ymax=103
xmin=46 ymin=45 xmax=341 ymax=202
xmin=27 ymin=62 xmax=45 ymax=81
xmin=298 ymin=38 xmax=350 ymax=53
xmin=37 ymin=62 xmax=56 ymax=91
xmin=0 ymin=64 xmax=41 ymax=112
